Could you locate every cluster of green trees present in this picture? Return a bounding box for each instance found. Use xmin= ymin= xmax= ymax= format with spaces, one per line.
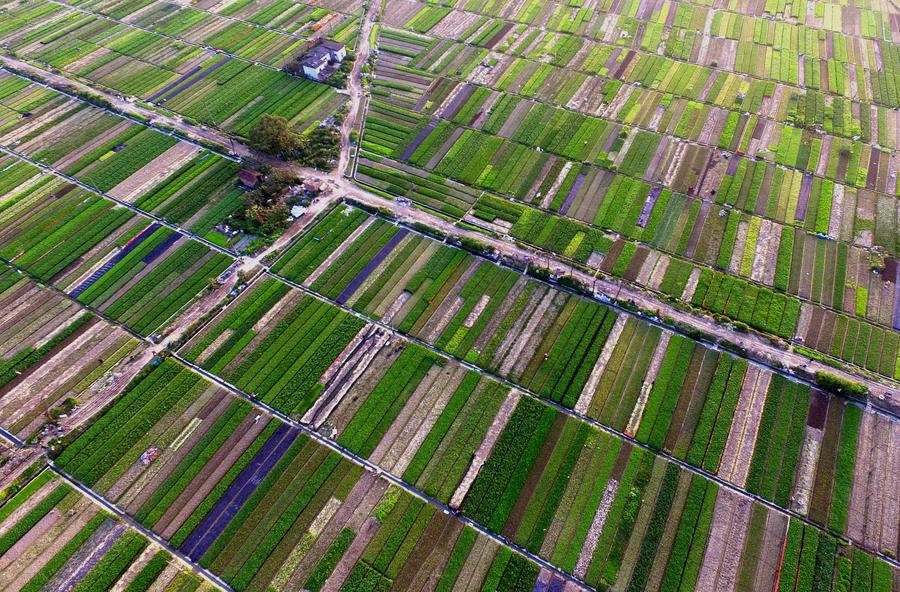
xmin=249 ymin=114 xmax=341 ymax=168
xmin=231 ymin=169 xmax=301 ymax=236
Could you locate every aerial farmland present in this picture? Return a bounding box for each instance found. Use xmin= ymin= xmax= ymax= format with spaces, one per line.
xmin=0 ymin=0 xmax=898 ymax=590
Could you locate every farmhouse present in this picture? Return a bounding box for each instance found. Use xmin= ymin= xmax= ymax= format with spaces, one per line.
xmin=237 ymin=168 xmax=263 ymax=189
xmin=299 ymin=40 xmax=346 ymax=81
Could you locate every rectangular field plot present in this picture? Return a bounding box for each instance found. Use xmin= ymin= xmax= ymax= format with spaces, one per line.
xmin=74 ymin=0 xmax=361 ymax=63
xmin=0 ymin=160 xmax=232 ymax=338
xmin=0 ymin=156 xmax=145 ymax=286
xmin=73 ymin=226 xmax=232 ymax=337
xmin=0 ymin=469 xmax=214 ymax=592
xmin=0 ymin=73 xmax=250 ymax=243
xmin=0 ymin=2 xmax=343 ymax=137
xmin=52 ymin=354 xmax=889 ymax=592
xmin=53 ymin=358 xmax=552 ymax=592
xmin=0 ymin=265 xmax=143 ymax=440
xmin=181 ymin=277 xmax=367 ymax=418
xmin=359 ymin=26 xmax=900 ymax=370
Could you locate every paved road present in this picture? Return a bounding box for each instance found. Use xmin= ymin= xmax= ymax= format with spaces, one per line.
xmin=0 ymin=426 xmax=24 ymax=448
xmin=337 ymin=0 xmax=381 ymax=175
xmin=2 ymin=55 xmax=897 ymax=414
xmin=331 ymin=183 xmax=900 ymax=412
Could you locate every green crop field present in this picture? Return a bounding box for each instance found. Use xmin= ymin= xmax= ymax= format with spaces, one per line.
xmin=0 ymin=0 xmax=897 ymax=591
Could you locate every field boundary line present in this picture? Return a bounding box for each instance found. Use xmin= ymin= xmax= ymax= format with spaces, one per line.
xmin=47 ymin=462 xmax=234 ymax=592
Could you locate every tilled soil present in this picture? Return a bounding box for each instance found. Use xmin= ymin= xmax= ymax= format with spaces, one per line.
xmin=791 ymin=426 xmax=823 ymax=515
xmin=573 ymin=479 xmax=618 ymax=580
xmin=283 ymin=472 xmax=386 ymax=592
xmin=0 ymin=508 xmax=60 ymax=567
xmin=122 ymin=391 xmax=231 ymax=514
xmin=303 ymin=218 xmax=375 ymax=287
xmin=696 ymin=489 xmax=752 ymax=592
xmin=0 ymin=502 xmax=95 ymax=592
xmin=367 ymin=364 xmax=444 ymax=467
xmin=718 ymin=368 xmax=771 ymax=486
xmin=107 ymin=142 xmax=200 ymax=202
xmin=626 ymin=331 xmax=672 ymax=435
xmin=382 ymin=365 xmax=469 ymax=475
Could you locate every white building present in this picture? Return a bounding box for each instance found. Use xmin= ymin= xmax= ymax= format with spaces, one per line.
xmin=301 ymin=41 xmax=346 ymax=81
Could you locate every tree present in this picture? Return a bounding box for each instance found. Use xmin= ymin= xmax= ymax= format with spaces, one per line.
xmin=244 ymin=202 xmax=290 ymax=235
xmin=229 ymin=169 xmax=300 ymax=236
xmin=814 ymin=371 xmax=869 ymax=400
xmin=298 ymin=126 xmax=341 ymax=169
xmin=248 ymin=112 xmax=340 ymax=170
xmin=249 ymin=114 xmax=298 ymax=157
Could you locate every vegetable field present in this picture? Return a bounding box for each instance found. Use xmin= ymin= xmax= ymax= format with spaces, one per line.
xmin=354 ymin=12 xmax=900 ymax=380
xmin=0 ymin=266 xmax=142 ymax=440
xmin=0 ymin=73 xmax=249 ymax=244
xmin=53 ymin=358 xmax=550 ymax=592
xmin=0 ymin=469 xmax=213 ymax=592
xmin=0 ymin=0 xmax=898 ymax=590
xmin=246 ymin=206 xmax=889 ymax=554
xmin=0 ymin=2 xmax=344 ymax=137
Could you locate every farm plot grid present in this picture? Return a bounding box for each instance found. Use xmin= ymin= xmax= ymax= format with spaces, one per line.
xmin=365 ymin=29 xmax=900 ymax=263
xmin=0 ymin=0 xmax=897 ymax=590
xmin=173 ymin=204 xmax=895 ymax=565
xmin=55 ymin=353 xmax=900 ymax=592
xmin=0 ymin=0 xmax=345 ymax=137
xmin=373 ymin=16 xmax=900 ymax=153
xmin=356 ymin=25 xmax=900 ymax=380
xmin=0 ymin=72 xmax=250 ymax=246
xmin=53 ymin=357 xmax=558 ymax=592
xmin=382 ymin=0 xmax=900 ymax=111
xmin=68 ymin=0 xmax=364 ymax=56
xmin=0 ymin=265 xmax=143 ymax=442
xmin=0 ymin=154 xmax=233 ymax=337
xmin=0 ymin=468 xmax=215 ymax=592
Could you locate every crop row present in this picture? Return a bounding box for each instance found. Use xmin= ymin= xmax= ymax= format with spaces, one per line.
xmin=52 ymin=357 xmax=550 ymax=591
xmin=262 ymin=207 xmax=881 ymax=540
xmin=0 ymin=469 xmax=210 ymax=592
xmin=0 ymin=4 xmax=341 ymax=137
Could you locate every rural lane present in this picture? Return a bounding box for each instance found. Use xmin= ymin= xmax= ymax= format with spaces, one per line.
xmin=1 ymin=55 xmax=898 ymax=414
xmin=337 ymin=0 xmax=382 ymax=175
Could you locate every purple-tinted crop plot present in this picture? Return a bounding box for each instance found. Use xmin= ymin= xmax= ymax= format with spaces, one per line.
xmin=336 ymin=228 xmax=408 ymax=304
xmin=148 ymin=67 xmax=202 ymax=102
xmin=142 ymin=232 xmax=180 ymax=265
xmin=559 ymin=172 xmax=586 ymax=216
xmin=52 ymin=521 xmax=125 ymax=592
xmin=70 ymin=223 xmax=161 ymax=298
xmin=400 ymin=120 xmax=438 ymax=161
xmin=156 ymin=58 xmax=233 ymax=103
xmin=637 ymin=186 xmax=662 ymax=228
xmin=180 ymin=424 xmax=299 ymax=560
xmin=441 ymin=84 xmax=475 ymax=121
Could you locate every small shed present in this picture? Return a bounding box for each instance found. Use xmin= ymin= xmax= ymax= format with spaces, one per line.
xmin=238 ymin=168 xmax=263 ymax=189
